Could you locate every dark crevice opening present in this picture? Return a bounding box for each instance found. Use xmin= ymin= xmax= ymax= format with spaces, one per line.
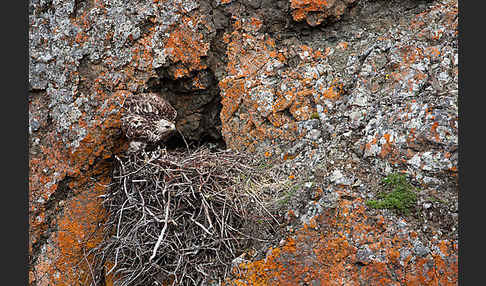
xmin=146 ymin=67 xmax=226 ymax=151
xmin=147 ymin=62 xmax=227 ymax=151
xmin=163 ymin=132 xmax=226 ymax=151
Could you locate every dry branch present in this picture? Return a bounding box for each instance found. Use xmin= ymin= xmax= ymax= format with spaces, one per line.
xmin=91 ymin=146 xmax=282 ymax=285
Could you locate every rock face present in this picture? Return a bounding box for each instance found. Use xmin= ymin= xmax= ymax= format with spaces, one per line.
xmin=231 ymin=189 xmax=458 ymax=285
xmin=29 ymin=0 xmax=458 ymax=285
xmin=290 ymin=0 xmax=359 ymax=26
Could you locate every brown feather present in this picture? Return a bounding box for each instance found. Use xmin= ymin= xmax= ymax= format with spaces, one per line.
xmin=121 ymin=93 xmax=177 ymax=145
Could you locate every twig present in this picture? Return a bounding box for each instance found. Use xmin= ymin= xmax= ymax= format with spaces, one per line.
xmin=92 ymin=146 xmax=283 ymax=285
xmin=150 ymin=191 xmax=171 ymax=262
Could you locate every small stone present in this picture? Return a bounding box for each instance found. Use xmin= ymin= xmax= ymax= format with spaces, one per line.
xmin=350 ymin=93 xmax=369 ymax=106
xmin=413 ymin=241 xmax=430 ymax=257
xmin=307 ymin=129 xmax=321 ymax=141
xmin=304 ymin=182 xmax=314 ymax=189
xmin=356 ymin=245 xmax=373 ymax=265
xmin=329 ymin=169 xmax=353 ymax=185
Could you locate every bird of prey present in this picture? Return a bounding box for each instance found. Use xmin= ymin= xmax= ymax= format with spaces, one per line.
xmin=121 ymin=93 xmax=177 ymax=153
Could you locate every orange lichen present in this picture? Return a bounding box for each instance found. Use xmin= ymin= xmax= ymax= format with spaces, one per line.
xmin=424 ymin=46 xmax=441 ymax=60
xmin=30 ymin=76 xmax=130 ymax=285
xmin=292 ymin=8 xmax=307 ymax=22
xmin=74 ymin=31 xmax=88 ymax=44
xmin=291 ymin=0 xmax=333 ymax=12
xmin=52 ymin=178 xmax=109 ymax=285
xmin=31 ymin=0 xmax=458 ymax=284
xmin=249 ymin=17 xmax=263 ymax=32
xmin=430 ymin=121 xmax=440 ymax=143
xmin=320 ymin=79 xmax=344 ymax=100
xmin=220 ymin=26 xmax=311 ymax=151
xmin=365 ymin=137 xmax=378 ymax=151
xmin=164 ymin=14 xmax=210 ymax=78
xmin=379 ymin=133 xmax=395 ymax=158
xmin=290 ymin=0 xmax=353 ymax=26
xmin=337 ymin=41 xmax=348 ymax=50
xmin=219 ymin=78 xmax=246 ymax=121
xmin=230 ymin=191 xmax=457 ymax=285
xmin=220 ymin=31 xmax=345 ymax=151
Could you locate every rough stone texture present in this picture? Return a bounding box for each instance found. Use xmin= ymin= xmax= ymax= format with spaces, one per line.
xmin=220 ymin=0 xmax=458 ymax=284
xmin=230 ymin=187 xmax=458 ymax=285
xmin=290 ymin=0 xmax=358 ymax=27
xmin=29 ymin=0 xmax=217 ymax=284
xmin=29 ymin=0 xmax=458 ymax=284
xmin=220 ymin=0 xmax=458 ymax=184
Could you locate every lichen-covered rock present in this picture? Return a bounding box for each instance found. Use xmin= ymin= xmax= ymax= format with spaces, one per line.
xmin=290 ymin=0 xmax=359 ymax=26
xmin=219 ymin=0 xmax=458 ymax=190
xmin=29 ymin=0 xmax=458 ymax=284
xmin=28 ymin=0 xmax=217 ymax=284
xmin=230 ymin=187 xmax=458 ymax=286
xmin=222 ymin=1 xmax=458 ymax=285
xmin=220 ymin=0 xmax=458 ymax=283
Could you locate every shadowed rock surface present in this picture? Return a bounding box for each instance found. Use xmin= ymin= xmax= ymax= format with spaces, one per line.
xmin=29 ymin=0 xmax=457 ymax=285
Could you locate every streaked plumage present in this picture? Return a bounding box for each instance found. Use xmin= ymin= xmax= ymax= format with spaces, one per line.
xmin=121 ymin=93 xmax=177 ymax=152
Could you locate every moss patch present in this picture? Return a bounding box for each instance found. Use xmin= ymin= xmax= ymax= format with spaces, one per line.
xmin=366 ymin=173 xmax=417 ymax=215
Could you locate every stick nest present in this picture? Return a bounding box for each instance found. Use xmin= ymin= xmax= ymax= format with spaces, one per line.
xmin=92 ymin=147 xmax=281 ymax=285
